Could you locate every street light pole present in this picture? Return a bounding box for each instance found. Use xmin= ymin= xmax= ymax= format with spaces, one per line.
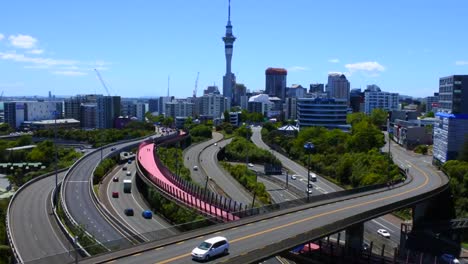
xmin=251 ymin=170 xmax=258 ymax=209
xmin=204 ymin=176 xmax=210 ymax=199
xmin=304 ymin=142 xmax=315 ymax=202
xmin=53 ymin=111 xmax=58 ymax=208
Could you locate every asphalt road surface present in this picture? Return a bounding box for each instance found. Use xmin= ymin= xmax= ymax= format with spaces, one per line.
xmin=103 ymin=162 xmax=178 ymax=241
xmin=9 ymin=171 xmax=75 ymax=264
xmin=84 ymin=152 xmax=445 ymax=264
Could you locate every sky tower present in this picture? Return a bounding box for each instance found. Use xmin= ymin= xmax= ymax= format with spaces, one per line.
xmin=222 ymin=0 xmax=236 ymax=102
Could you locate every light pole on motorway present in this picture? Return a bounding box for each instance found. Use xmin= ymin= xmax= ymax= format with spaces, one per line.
xmin=304 ymin=142 xmax=315 ymax=202
xmin=251 ymin=170 xmax=258 ymax=209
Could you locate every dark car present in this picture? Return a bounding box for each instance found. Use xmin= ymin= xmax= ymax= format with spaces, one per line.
xmin=124 ymin=208 xmax=134 ymax=216
xmin=112 ymin=176 xmax=118 ymax=182
xmin=111 ymin=147 xmax=116 ymax=151
xmin=127 ymin=159 xmax=132 ymax=164
xmin=112 ymin=191 xmax=119 ymax=198
xmin=142 ymin=210 xmax=153 ymax=219
xmin=122 ymin=166 xmax=127 ymax=171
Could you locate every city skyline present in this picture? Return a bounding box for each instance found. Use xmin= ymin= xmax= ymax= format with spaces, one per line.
xmin=1 ymin=0 xmax=467 ymax=98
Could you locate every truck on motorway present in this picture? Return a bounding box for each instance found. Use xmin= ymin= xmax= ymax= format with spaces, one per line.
xmin=123 ymin=179 xmax=132 ymax=193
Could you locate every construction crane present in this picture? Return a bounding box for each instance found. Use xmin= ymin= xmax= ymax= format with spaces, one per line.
xmin=94 ymin=69 xmax=110 ymax=96
xmin=193 ymin=72 xmax=199 ymax=97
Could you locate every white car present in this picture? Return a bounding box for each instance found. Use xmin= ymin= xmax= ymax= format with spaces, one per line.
xmin=193 ymin=165 xmax=198 ymax=171
xmin=291 ymin=174 xmax=298 ymax=180
xmin=214 ymin=143 xmax=218 ymax=146
xmin=248 ymin=163 xmax=254 ymax=167
xmin=191 ymin=236 xmax=229 ymax=261
xmin=306 ymin=188 xmax=313 ymax=194
xmin=377 ymin=229 xmax=391 ymax=238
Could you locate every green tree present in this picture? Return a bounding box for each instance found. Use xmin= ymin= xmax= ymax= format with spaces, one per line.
xmin=224 ymin=110 xmax=230 ymax=123
xmin=346 ymin=112 xmax=368 ymax=125
xmin=370 ymin=108 xmax=388 ymax=127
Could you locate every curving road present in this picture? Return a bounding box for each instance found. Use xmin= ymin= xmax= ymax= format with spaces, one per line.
xmin=83 ymin=143 xmax=447 ymax=263
xmin=199 ymin=136 xmax=253 ymax=205
xmin=102 ymin=162 xmax=177 ymax=241
xmin=183 ymin=132 xmax=223 ymax=189
xmin=9 ymin=171 xmax=74 ymax=263
xmin=62 ymin=137 xmax=155 ymax=247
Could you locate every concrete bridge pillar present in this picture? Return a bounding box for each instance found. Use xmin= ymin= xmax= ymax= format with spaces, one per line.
xmin=345 ymin=223 xmax=364 ymax=253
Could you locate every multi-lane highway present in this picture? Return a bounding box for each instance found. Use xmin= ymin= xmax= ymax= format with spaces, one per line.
xmin=102 ymin=162 xmax=177 ymax=241
xmin=83 ymin=143 xmax=446 ymax=263
xmin=8 ymin=171 xmax=74 ymax=263
xmin=251 ymin=126 xmax=404 ymax=246
xmin=62 ymin=137 xmax=155 ymax=248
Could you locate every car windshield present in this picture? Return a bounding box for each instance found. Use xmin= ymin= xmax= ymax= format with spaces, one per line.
xmin=198 ymin=242 xmax=212 ymax=250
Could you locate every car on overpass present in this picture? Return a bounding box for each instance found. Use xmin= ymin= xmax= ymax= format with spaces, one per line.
xmin=191 ymin=236 xmax=229 ymax=261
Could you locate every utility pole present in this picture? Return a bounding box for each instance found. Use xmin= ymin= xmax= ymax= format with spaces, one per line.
xmin=251 ymin=170 xmax=258 ymax=209
xmin=53 ymin=110 xmax=58 ymax=208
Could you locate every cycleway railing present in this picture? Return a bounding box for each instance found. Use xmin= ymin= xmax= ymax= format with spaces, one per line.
xmin=138 ymin=141 xmax=242 ymax=222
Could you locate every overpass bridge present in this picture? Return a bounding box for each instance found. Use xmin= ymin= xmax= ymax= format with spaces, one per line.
xmin=82 ymin=151 xmax=454 ymax=264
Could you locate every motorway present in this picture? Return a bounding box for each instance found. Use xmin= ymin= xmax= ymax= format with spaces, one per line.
xmin=83 ymin=143 xmax=446 ymax=263
xmin=9 ymin=171 xmax=74 ymax=264
xmin=102 ymin=162 xmax=178 ymax=241
xmin=62 ymin=137 xmax=155 ymax=248
xmin=251 ymin=126 xmax=404 ymax=247
xmin=183 ymin=132 xmax=223 ymax=190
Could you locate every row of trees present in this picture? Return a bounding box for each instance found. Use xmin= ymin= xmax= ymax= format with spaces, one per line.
xmin=157 ymin=147 xmax=191 ymax=182
xmin=263 ymin=110 xmax=400 ymax=188
xmin=221 ymin=162 xmax=270 ymax=205
xmin=224 ymin=136 xmax=281 ymax=166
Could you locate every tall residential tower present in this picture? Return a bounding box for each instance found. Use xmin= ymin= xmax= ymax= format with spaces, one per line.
xmin=222 ymin=0 xmax=236 ymax=102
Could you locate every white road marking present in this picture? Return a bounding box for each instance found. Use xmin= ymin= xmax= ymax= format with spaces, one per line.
xmin=371 ymin=220 xmax=395 ymax=233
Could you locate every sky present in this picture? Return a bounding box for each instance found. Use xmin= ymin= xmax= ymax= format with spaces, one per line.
xmin=1 ymin=0 xmax=467 ymax=99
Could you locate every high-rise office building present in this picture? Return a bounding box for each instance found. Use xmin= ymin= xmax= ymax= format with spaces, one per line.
xmin=96 ymin=96 xmax=121 ymax=129
xmin=350 ymin=88 xmax=364 ymax=113
xmin=310 ymin=83 xmax=324 ymax=93
xmin=4 ymin=101 xmax=63 ymax=130
xmin=81 ymin=103 xmax=97 ymax=129
xmin=165 ymin=100 xmax=194 ymax=119
xmin=364 ymin=88 xmax=399 ymax=115
xmin=196 ymin=94 xmax=229 ymax=119
xmin=148 ymin=98 xmax=159 ymax=114
xmin=158 ymin=96 xmax=174 ymax=115
xmin=286 ymin=85 xmax=306 ymax=98
xmin=222 ymin=0 xmax=236 ymax=102
xmin=326 ymin=73 xmax=350 ymax=102
xmin=426 ymin=92 xmax=439 ymax=113
xmin=265 ymin=68 xmax=287 ymax=101
xmin=433 ymin=75 xmax=468 ymax=164
xmin=232 ymin=83 xmax=246 ymax=107
xmin=297 ymin=98 xmax=349 ymax=130
xmin=204 ymin=86 xmax=220 ymax=95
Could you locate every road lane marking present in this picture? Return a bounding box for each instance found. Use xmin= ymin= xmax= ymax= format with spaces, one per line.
xmin=156 ymin=160 xmax=431 ymax=264
xmin=371 ymin=220 xmax=394 ymax=233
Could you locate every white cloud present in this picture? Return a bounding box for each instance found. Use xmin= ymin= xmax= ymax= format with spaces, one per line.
xmin=8 ymin=34 xmax=37 ymax=49
xmin=329 ymin=58 xmax=340 ymax=63
xmin=288 ymin=66 xmax=308 ymax=72
xmin=0 ymin=52 xmax=78 ymax=67
xmin=28 ymin=49 xmax=44 ymax=55
xmin=0 ymin=33 xmax=4 ymax=41
xmin=52 ymin=70 xmax=87 ymax=76
xmin=455 ymin=61 xmax=468 ymax=66
xmin=345 ymin=61 xmax=385 ymax=76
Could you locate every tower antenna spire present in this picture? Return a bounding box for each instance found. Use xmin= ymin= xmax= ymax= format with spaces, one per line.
xmin=228 ymin=0 xmax=231 ymax=23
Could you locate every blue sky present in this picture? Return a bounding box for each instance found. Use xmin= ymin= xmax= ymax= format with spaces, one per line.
xmin=1 ymin=0 xmax=467 ymax=98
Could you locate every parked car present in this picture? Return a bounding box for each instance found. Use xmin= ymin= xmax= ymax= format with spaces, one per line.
xmin=112 ymin=191 xmax=119 ymax=198
xmin=124 ymin=208 xmax=134 ymax=216
xmin=291 ymin=174 xmax=298 ymax=180
xmin=377 ymin=229 xmax=391 ymax=238
xmin=112 ymin=176 xmax=119 ymax=182
xmin=142 ymin=210 xmax=153 ymax=219
xmin=191 ymin=236 xmax=229 ymax=261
